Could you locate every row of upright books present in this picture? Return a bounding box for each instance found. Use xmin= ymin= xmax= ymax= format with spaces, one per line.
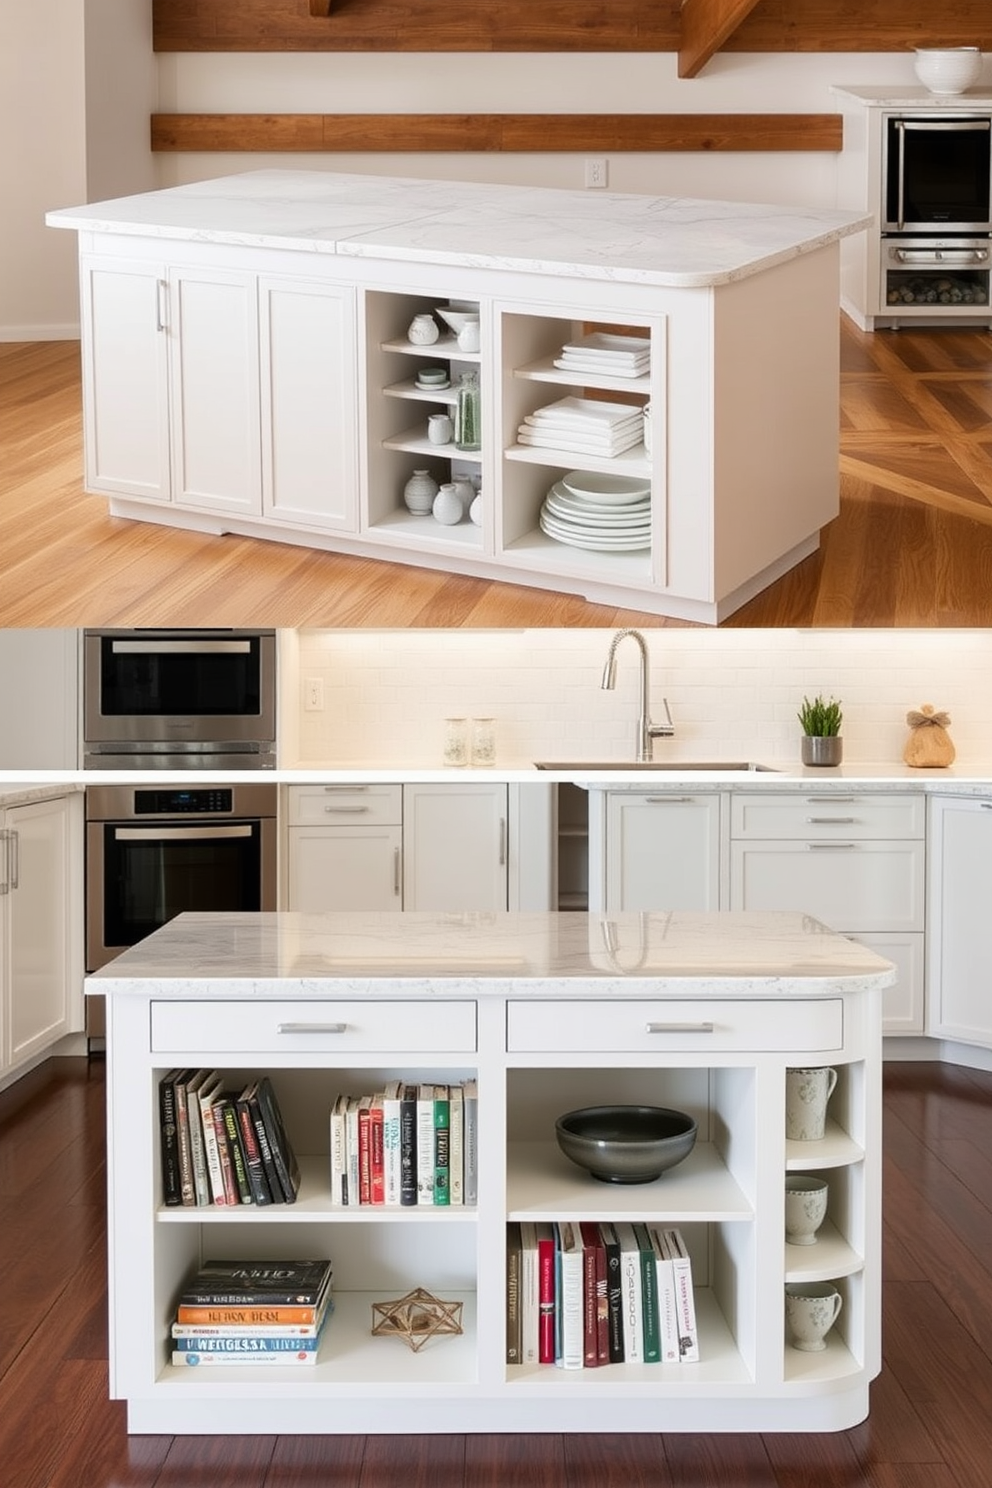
xmin=170 ymin=1258 xmax=333 ymax=1368
xmin=506 ymin=1221 xmax=699 ymax=1369
xmin=329 ymin=1081 xmax=478 ymax=1207
xmin=159 ymin=1069 xmax=301 ymax=1207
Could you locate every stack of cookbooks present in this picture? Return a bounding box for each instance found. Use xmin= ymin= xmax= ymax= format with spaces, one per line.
xmin=170 ymin=1258 xmax=333 ymax=1367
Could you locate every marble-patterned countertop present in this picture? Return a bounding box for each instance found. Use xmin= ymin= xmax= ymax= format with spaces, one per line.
xmin=832 ymin=85 xmax=992 ymax=108
xmin=0 ymin=783 xmax=84 ymax=808
xmin=47 ymin=169 xmax=870 ymax=289
xmin=89 ymin=908 xmax=894 ymax=999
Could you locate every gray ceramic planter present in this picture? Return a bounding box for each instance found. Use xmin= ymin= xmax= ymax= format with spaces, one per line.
xmin=801 ymin=735 xmax=843 ymax=767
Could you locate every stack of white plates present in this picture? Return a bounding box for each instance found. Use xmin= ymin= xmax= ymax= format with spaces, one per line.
xmin=539 ymin=470 xmax=652 ymax=552
xmin=553 ymin=332 xmax=650 ymax=380
xmin=518 ymin=396 xmax=644 ymax=457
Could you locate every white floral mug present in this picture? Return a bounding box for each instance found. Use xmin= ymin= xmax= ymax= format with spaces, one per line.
xmin=785 ymin=1066 xmax=838 ymax=1141
xmin=785 ymin=1282 xmax=842 ymax=1352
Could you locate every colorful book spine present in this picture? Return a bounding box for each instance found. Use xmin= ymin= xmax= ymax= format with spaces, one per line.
xmin=520 ymin=1221 xmax=540 ymax=1366
xmin=158 ymin=1069 xmax=182 ymax=1206
xmin=505 ymin=1222 xmax=523 ymax=1364
xmin=537 ymin=1222 xmax=556 ymax=1364
xmin=399 ymin=1084 xmax=418 ymax=1207
xmin=633 ymin=1223 xmax=661 ymax=1363
xmin=433 ymin=1085 xmax=451 ymax=1206
xmin=599 ymin=1222 xmax=625 ymax=1363
xmin=236 ymin=1087 xmax=273 ymax=1206
xmin=381 ymin=1080 xmax=403 ymax=1207
xmin=416 ymin=1085 xmax=435 ymax=1206
xmin=329 ymin=1092 xmax=348 ymax=1206
xmin=579 ymin=1221 xmax=608 ymax=1367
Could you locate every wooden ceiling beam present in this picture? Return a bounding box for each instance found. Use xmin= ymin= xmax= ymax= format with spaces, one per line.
xmin=679 ymin=0 xmax=765 ymax=78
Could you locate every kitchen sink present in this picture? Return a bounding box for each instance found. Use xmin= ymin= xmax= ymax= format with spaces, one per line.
xmin=533 ymin=761 xmax=780 ymax=772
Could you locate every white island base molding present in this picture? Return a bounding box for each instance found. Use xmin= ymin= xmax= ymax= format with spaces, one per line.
xmin=49 ymin=172 xmax=868 ymax=624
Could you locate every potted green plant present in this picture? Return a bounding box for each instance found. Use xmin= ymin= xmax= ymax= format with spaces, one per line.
xmin=798 ymin=694 xmax=843 ymax=767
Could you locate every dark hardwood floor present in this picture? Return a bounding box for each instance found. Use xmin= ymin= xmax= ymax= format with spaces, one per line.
xmin=3 ymin=1058 xmax=992 ymax=1486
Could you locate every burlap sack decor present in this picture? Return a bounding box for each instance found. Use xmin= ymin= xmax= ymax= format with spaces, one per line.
xmin=903 ymin=704 xmax=955 ymax=768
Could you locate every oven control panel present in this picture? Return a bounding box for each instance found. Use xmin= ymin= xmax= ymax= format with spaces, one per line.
xmin=133 ymin=789 xmax=234 ymax=815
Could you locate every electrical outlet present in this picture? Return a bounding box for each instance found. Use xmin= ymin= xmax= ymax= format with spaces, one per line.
xmin=585 ymin=157 xmax=608 ymax=189
xmin=304 ymin=677 xmax=324 ymax=712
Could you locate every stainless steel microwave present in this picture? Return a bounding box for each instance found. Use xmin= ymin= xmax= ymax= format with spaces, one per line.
xmin=83 ymin=629 xmax=277 ymax=769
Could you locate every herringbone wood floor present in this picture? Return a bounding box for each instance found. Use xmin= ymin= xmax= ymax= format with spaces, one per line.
xmin=2 ymin=318 xmax=992 ymax=628
xmin=3 ymin=1058 xmax=992 ymax=1486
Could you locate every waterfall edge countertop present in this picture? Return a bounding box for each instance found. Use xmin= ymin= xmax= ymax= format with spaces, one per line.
xmin=47 ymin=169 xmax=871 ymax=289
xmin=88 ymin=909 xmax=895 ymax=1001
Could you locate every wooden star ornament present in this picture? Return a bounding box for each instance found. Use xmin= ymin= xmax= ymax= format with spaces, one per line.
xmin=371 ymin=1288 xmax=464 ymax=1352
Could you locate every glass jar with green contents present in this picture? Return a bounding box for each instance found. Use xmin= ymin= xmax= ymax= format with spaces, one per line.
xmin=454 ymin=370 xmax=481 ymax=452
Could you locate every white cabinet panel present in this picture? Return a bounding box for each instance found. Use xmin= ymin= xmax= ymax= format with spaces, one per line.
xmin=169 ymin=267 xmax=261 ymax=517
xmin=730 ymin=840 xmax=925 ymax=934
xmin=928 ymin=796 xmax=992 ymax=1047
xmin=287 ymin=824 xmax=402 ymax=912
xmin=403 ymin=783 xmax=508 ymax=912
xmin=848 ymin=931 xmax=925 ymax=1036
xmin=80 ymin=258 xmax=170 ymax=500
xmin=288 ymin=785 xmax=402 ymax=827
xmin=259 ymin=277 xmax=358 ymax=532
xmin=0 ymin=630 xmax=79 ymax=769
xmin=604 ymin=792 xmax=724 ymax=911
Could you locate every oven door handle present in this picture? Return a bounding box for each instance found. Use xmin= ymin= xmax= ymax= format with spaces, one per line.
xmin=112 ymin=825 xmax=254 ymax=841
xmin=110 ymin=639 xmax=252 ymax=654
xmin=893 ymin=247 xmax=989 ymax=264
xmin=901 ymin=120 xmax=992 ymax=132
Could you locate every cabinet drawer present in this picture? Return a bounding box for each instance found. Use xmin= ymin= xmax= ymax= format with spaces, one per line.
xmin=287 ymin=785 xmax=402 ymax=826
xmin=731 ymin=793 xmax=924 ymax=840
xmin=151 ymin=1000 xmax=477 ymax=1054
xmin=507 ymin=999 xmax=843 ymax=1053
xmin=730 ymin=840 xmax=925 ymax=932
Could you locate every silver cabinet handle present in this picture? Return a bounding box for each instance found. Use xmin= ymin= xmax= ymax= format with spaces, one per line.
xmin=393 ymin=846 xmax=401 ymax=896
xmin=9 ymin=829 xmax=18 ymax=890
xmin=322 ymin=785 xmax=369 ymax=792
xmin=0 ymin=830 xmax=9 ymax=896
xmin=805 ymin=796 xmax=856 ymax=803
xmin=499 ymin=816 xmax=507 ymax=867
xmin=111 ymin=639 xmax=251 ymax=654
xmin=324 ymin=805 xmax=371 ymax=814
xmin=156 ymin=279 xmax=168 ymax=332
xmin=277 ymin=1022 xmax=347 ymax=1034
xmin=805 ymin=816 xmax=856 ymax=824
xmin=114 ymin=825 xmax=252 ymax=841
xmin=645 ymin=796 xmax=695 ymax=804
xmin=646 ymin=1021 xmax=715 ymax=1034
xmin=981 ymin=802 xmax=992 ymax=811
xmin=807 ymin=842 xmax=856 ymax=851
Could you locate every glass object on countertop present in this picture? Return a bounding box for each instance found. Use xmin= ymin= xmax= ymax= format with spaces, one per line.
xmin=455 ymin=370 xmax=481 ymax=452
xmin=443 ymin=717 xmax=469 ymax=767
xmin=470 ymin=717 xmax=496 ymax=767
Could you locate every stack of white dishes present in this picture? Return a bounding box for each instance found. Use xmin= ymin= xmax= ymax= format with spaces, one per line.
xmin=539 ymin=470 xmax=651 ymax=552
xmin=518 ymin=396 xmax=644 ymax=457
xmin=553 ymin=332 xmax=650 ymax=379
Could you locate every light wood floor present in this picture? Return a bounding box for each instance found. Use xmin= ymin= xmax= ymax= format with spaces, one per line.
xmin=2 ymin=319 xmax=992 ymax=628
xmin=4 ymin=1058 xmax=992 ymax=1486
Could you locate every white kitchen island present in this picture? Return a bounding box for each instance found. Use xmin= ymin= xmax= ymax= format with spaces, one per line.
xmin=48 ymin=173 xmax=868 ymax=623
xmin=91 ymin=908 xmax=892 ymax=1435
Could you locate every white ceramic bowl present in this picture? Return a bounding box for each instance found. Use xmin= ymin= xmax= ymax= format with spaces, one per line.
xmin=913 ymin=48 xmax=983 ymax=96
xmin=436 ymin=306 xmax=480 ymax=337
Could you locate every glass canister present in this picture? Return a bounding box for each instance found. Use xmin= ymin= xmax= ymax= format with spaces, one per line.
xmin=455 ymin=370 xmax=482 ymax=452
xmin=470 ymin=717 xmax=496 ymax=767
xmin=443 ymin=717 xmax=469 ymax=767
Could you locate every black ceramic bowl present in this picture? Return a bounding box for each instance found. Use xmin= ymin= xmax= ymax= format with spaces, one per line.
xmin=554 ymin=1105 xmax=698 ymax=1184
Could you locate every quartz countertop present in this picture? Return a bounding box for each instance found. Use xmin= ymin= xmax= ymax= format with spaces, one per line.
xmin=833 ymin=85 xmax=992 ymax=108
xmin=47 ymin=169 xmax=870 ymax=290
xmin=89 ymin=908 xmax=894 ymax=1000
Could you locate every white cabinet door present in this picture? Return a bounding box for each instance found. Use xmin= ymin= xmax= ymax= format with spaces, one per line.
xmin=849 ymin=931 xmax=925 ymax=1036
xmin=287 ymin=825 xmax=402 ymax=912
xmin=604 ymin=792 xmax=724 ymax=911
xmin=1 ymin=795 xmax=84 ymax=1074
xmin=79 ymin=257 xmax=171 ymax=500
xmin=730 ymin=840 xmax=925 ymax=933
xmin=403 ymin=783 xmax=508 ymax=911
xmin=0 ymin=630 xmax=79 ymax=769
xmin=259 ymin=277 xmax=358 ymax=532
xmin=928 ymin=796 xmax=992 ymax=1047
xmin=169 ymin=266 xmax=261 ymax=517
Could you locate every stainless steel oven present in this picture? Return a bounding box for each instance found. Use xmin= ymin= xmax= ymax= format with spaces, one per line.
xmin=85 ymin=782 xmax=278 ymax=1035
xmin=883 ymin=114 xmax=992 ymax=234
xmin=83 ymin=629 xmax=277 ymax=769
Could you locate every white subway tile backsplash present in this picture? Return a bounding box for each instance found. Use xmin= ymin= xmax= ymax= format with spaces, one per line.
xmin=292 ymin=629 xmax=992 ymax=768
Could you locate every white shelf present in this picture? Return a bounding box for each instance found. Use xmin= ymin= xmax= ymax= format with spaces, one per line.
xmin=507 ymin=1139 xmax=754 ymax=1222
xmin=784 ymin=1220 xmax=863 ymax=1282
xmin=161 ymin=1291 xmax=478 ymax=1389
xmin=382 ymin=380 xmax=459 ymax=406
xmin=383 ymin=428 xmax=482 ymax=462
xmin=381 ymin=335 xmax=480 ymax=363
xmin=782 ymin=1327 xmax=863 ymax=1389
xmin=513 ymin=356 xmax=651 ymax=395
xmin=367 ymin=507 xmax=484 ymax=551
xmin=158 ymin=1156 xmax=480 ymax=1223
xmin=500 ymin=526 xmax=652 ymax=582
xmin=504 ymin=443 xmax=651 ymax=476
xmin=785 ymin=1121 xmax=864 ymax=1171
xmin=505 ymin=1290 xmax=752 ymax=1390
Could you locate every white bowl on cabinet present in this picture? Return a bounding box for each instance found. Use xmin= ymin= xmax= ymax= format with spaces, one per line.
xmin=913 ymin=48 xmax=983 ymax=96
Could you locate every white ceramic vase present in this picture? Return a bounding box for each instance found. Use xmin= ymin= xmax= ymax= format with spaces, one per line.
xmin=403 ymin=469 xmax=439 ymax=515
xmin=432 ymin=483 xmax=465 ymax=526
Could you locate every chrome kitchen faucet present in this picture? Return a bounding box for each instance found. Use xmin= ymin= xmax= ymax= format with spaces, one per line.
xmin=601 ymin=628 xmax=675 ymax=763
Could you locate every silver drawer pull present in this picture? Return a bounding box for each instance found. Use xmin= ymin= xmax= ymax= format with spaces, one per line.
xmin=324 ymin=805 xmax=371 ymax=814
xmin=323 ymin=785 xmax=369 ymax=792
xmin=646 ymin=1021 xmax=715 ymax=1034
xmin=646 ymin=796 xmax=694 ymax=804
xmin=807 ymin=842 xmax=856 ymax=850
xmin=805 ymin=816 xmax=856 ymax=824
xmin=277 ymin=1021 xmax=348 ymax=1034
xmin=806 ymin=796 xmax=855 ymax=803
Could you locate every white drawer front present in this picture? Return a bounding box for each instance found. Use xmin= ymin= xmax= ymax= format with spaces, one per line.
xmin=151 ymin=1000 xmax=477 ymax=1054
xmin=287 ymin=784 xmax=402 ymax=826
xmin=731 ymin=793 xmax=924 ymax=841
xmin=507 ymin=999 xmax=843 ymax=1053
xmin=730 ymin=840 xmax=925 ymax=932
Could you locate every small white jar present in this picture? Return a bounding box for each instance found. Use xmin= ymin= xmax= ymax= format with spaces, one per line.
xmin=432 ymin=483 xmax=464 ymax=525
xmin=427 ymin=412 xmax=453 ymax=446
xmin=408 ymin=313 xmax=440 ymax=346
